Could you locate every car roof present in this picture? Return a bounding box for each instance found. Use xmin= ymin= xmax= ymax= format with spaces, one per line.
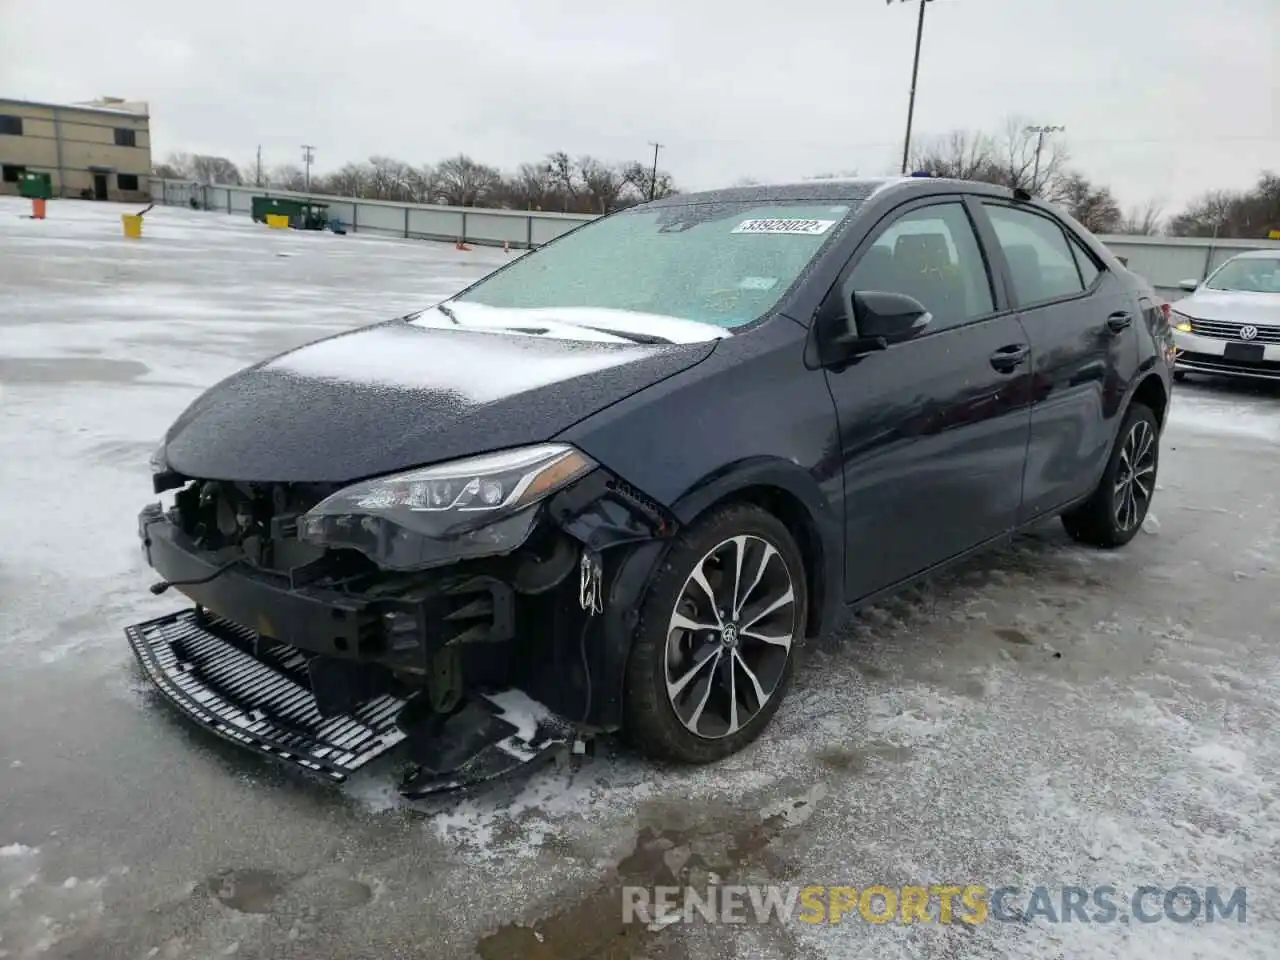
xmin=1227 ymin=249 xmax=1280 ymax=261
xmin=644 ymin=176 xmax=1020 ymax=207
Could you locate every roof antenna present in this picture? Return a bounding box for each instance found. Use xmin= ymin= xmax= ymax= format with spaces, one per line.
xmin=1012 ymin=186 xmax=1033 ymax=202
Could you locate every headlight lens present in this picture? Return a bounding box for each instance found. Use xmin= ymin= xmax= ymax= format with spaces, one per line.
xmin=297 ymin=444 xmax=596 ymax=570
xmin=1170 ymin=310 xmax=1193 ymax=333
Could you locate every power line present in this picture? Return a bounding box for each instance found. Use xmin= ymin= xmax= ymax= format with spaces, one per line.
xmin=648 ymin=141 xmax=664 ymax=201
xmin=888 ymin=0 xmax=936 ymax=174
xmin=1025 ymin=124 xmax=1065 ymax=194
xmin=301 ymin=144 xmax=316 ymax=191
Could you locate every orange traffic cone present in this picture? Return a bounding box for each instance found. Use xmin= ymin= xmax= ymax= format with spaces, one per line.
xmin=31 ymin=198 xmax=46 ymax=220
xmin=455 ymin=237 xmax=471 ymax=251
xmin=503 ymin=240 xmax=511 ymax=254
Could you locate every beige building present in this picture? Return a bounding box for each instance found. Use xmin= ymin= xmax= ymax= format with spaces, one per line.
xmin=0 ymin=96 xmax=151 ymax=202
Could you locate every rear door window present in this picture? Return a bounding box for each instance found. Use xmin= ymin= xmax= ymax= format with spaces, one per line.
xmin=982 ymin=204 xmax=1086 ymax=305
xmin=1068 ymin=235 xmax=1101 ymax=288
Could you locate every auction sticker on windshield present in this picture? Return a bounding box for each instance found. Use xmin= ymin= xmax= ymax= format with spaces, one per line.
xmin=732 ymin=218 xmax=836 ymax=235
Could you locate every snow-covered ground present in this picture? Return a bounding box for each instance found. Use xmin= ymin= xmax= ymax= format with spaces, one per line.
xmin=2 ymin=197 xmax=1279 ymax=960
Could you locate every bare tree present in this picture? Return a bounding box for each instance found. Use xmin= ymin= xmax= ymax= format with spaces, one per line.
xmin=991 ymin=117 xmax=1070 ymax=200
xmin=162 ymin=145 xmax=682 ymax=211
xmin=1118 ymin=200 xmax=1164 ymax=236
xmin=267 ymin=164 xmax=307 ymax=191
xmin=160 ymin=151 xmax=242 ymax=185
xmin=909 ymin=130 xmax=997 ymax=180
xmin=434 ymin=154 xmax=501 ymax=207
xmin=577 ymin=156 xmax=629 ymax=213
xmin=367 ymin=155 xmax=415 ymax=201
xmin=188 ymin=154 xmax=244 ymax=186
xmin=1055 ymin=172 xmax=1122 ymax=234
xmin=620 ymin=161 xmax=677 ymax=203
xmin=502 ymin=161 xmax=559 ymax=210
xmin=1170 ymin=174 xmax=1280 ymax=238
xmin=544 ymin=152 xmax=581 ymax=210
xmin=805 ymin=169 xmax=861 ymax=180
xmin=407 ymin=165 xmax=441 ymax=204
xmin=323 ymin=161 xmax=372 ymax=198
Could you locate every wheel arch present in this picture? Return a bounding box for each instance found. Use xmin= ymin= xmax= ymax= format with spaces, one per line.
xmin=669 ymin=457 xmax=843 ymax=641
xmin=1130 ymin=372 xmax=1169 ymax=428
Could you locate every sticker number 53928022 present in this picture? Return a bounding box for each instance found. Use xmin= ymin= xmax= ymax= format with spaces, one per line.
xmin=732 ymin=218 xmax=836 ymax=235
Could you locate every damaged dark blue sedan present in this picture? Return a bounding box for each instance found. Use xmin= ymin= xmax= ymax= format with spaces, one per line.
xmin=129 ymin=176 xmax=1174 ymax=795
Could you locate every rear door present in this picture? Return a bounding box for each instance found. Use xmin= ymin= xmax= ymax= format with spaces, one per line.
xmin=972 ymin=200 xmax=1136 ymax=522
xmin=818 ymin=196 xmax=1034 ymax=602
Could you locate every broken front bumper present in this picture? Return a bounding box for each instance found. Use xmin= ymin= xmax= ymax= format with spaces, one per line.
xmin=125 ymin=608 xmax=574 ymax=795
xmin=137 ymin=504 xmax=515 ymax=672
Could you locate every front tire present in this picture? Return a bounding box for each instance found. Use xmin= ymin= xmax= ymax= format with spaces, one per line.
xmin=1062 ymin=402 xmax=1160 ymax=548
xmin=1173 ymin=369 xmax=1187 ymax=383
xmin=623 ymin=503 xmax=808 ymax=764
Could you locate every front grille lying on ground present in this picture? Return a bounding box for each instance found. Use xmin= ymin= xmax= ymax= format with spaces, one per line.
xmin=125 ymin=609 xmax=408 ymax=781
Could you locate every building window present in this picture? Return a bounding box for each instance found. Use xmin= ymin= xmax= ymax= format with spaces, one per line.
xmin=2 ymin=164 xmax=25 ymax=183
xmin=0 ymin=115 xmax=22 ymax=135
xmin=114 ymin=128 xmax=137 ymax=147
xmin=117 ymin=173 xmax=140 ymax=191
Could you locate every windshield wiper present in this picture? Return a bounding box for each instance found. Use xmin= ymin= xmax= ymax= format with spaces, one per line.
xmin=561 ymin=325 xmax=675 ymax=345
xmin=435 ymin=302 xmax=460 ymax=324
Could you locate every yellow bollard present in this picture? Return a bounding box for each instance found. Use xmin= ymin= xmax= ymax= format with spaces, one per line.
xmin=265 ymin=213 xmax=290 ymax=229
xmin=121 ymin=214 xmax=143 ymax=239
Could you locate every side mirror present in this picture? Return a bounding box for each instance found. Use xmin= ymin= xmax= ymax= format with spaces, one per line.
xmin=1177 ymin=278 xmax=1200 ymax=292
xmin=849 ymin=290 xmax=932 ymax=342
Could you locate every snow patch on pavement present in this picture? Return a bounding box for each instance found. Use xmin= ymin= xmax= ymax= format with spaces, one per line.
xmin=1169 ymin=391 xmax=1280 ymax=441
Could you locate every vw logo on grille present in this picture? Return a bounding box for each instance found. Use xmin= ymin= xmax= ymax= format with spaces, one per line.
xmin=1239 ymin=325 xmax=1259 ymax=341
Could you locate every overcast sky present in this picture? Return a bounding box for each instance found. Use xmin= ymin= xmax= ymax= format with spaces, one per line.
xmin=2 ymin=0 xmax=1275 ymax=213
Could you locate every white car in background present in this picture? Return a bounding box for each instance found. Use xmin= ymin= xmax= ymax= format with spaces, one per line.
xmin=1170 ymin=250 xmax=1280 ymax=382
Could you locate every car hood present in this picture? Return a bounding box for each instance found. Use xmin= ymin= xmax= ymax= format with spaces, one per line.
xmin=1178 ymin=289 xmax=1280 ymax=326
xmin=162 ymin=319 xmax=716 ymax=483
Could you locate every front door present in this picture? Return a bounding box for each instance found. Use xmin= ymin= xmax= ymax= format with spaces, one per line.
xmin=975 ymin=202 xmax=1136 ymax=521
xmin=93 ymin=174 xmax=108 ymax=200
xmin=820 ymin=198 xmax=1033 ymax=602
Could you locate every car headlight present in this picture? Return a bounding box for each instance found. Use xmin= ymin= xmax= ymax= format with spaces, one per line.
xmin=297 ymin=443 xmax=596 ymax=570
xmin=1170 ymin=310 xmax=1193 ymax=333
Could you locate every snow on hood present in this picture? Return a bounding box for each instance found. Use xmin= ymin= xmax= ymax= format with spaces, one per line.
xmin=409 ymin=301 xmax=734 ymax=345
xmin=263 ymin=322 xmax=655 ymax=402
xmin=165 ymin=321 xmax=717 ymax=482
xmin=1176 ymin=289 xmax=1280 ymax=326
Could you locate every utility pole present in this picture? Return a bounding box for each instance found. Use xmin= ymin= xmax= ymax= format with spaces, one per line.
xmin=890 ymin=0 xmax=934 ymax=175
xmin=1024 ymin=124 xmax=1064 ymax=195
xmin=255 ymin=145 xmax=262 ymax=187
xmin=302 ymin=144 xmax=316 ymax=192
xmin=647 ymin=141 xmax=664 ymax=201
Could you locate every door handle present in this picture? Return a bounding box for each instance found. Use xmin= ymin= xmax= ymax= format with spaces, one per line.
xmin=1107 ymin=311 xmax=1133 ymax=332
xmin=989 ymin=344 xmax=1030 ymax=373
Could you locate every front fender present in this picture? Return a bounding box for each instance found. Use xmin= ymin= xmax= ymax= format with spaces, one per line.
xmin=671 ymin=456 xmax=843 ymax=641
xmin=586 ymin=457 xmax=844 ymax=730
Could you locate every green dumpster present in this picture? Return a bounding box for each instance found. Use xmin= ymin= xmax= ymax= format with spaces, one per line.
xmin=18 ymin=171 xmax=53 ymax=200
xmin=251 ymin=196 xmax=331 ymax=230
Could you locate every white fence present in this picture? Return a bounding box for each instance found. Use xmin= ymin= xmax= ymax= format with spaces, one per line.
xmin=149 ymin=177 xmax=1280 ymax=300
xmin=148 ymin=178 xmax=590 ymax=249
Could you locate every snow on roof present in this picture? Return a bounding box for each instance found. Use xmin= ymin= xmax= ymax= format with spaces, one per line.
xmin=1 ymin=96 xmax=149 ymax=118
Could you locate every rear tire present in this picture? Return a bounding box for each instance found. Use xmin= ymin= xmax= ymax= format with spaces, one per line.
xmin=623 ymin=503 xmax=808 ymax=764
xmin=1061 ymin=402 xmax=1160 ymax=548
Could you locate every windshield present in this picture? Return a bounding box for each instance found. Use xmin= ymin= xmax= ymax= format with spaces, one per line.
xmin=1205 ymin=256 xmax=1280 ymax=294
xmin=453 ymin=200 xmax=858 ymax=329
